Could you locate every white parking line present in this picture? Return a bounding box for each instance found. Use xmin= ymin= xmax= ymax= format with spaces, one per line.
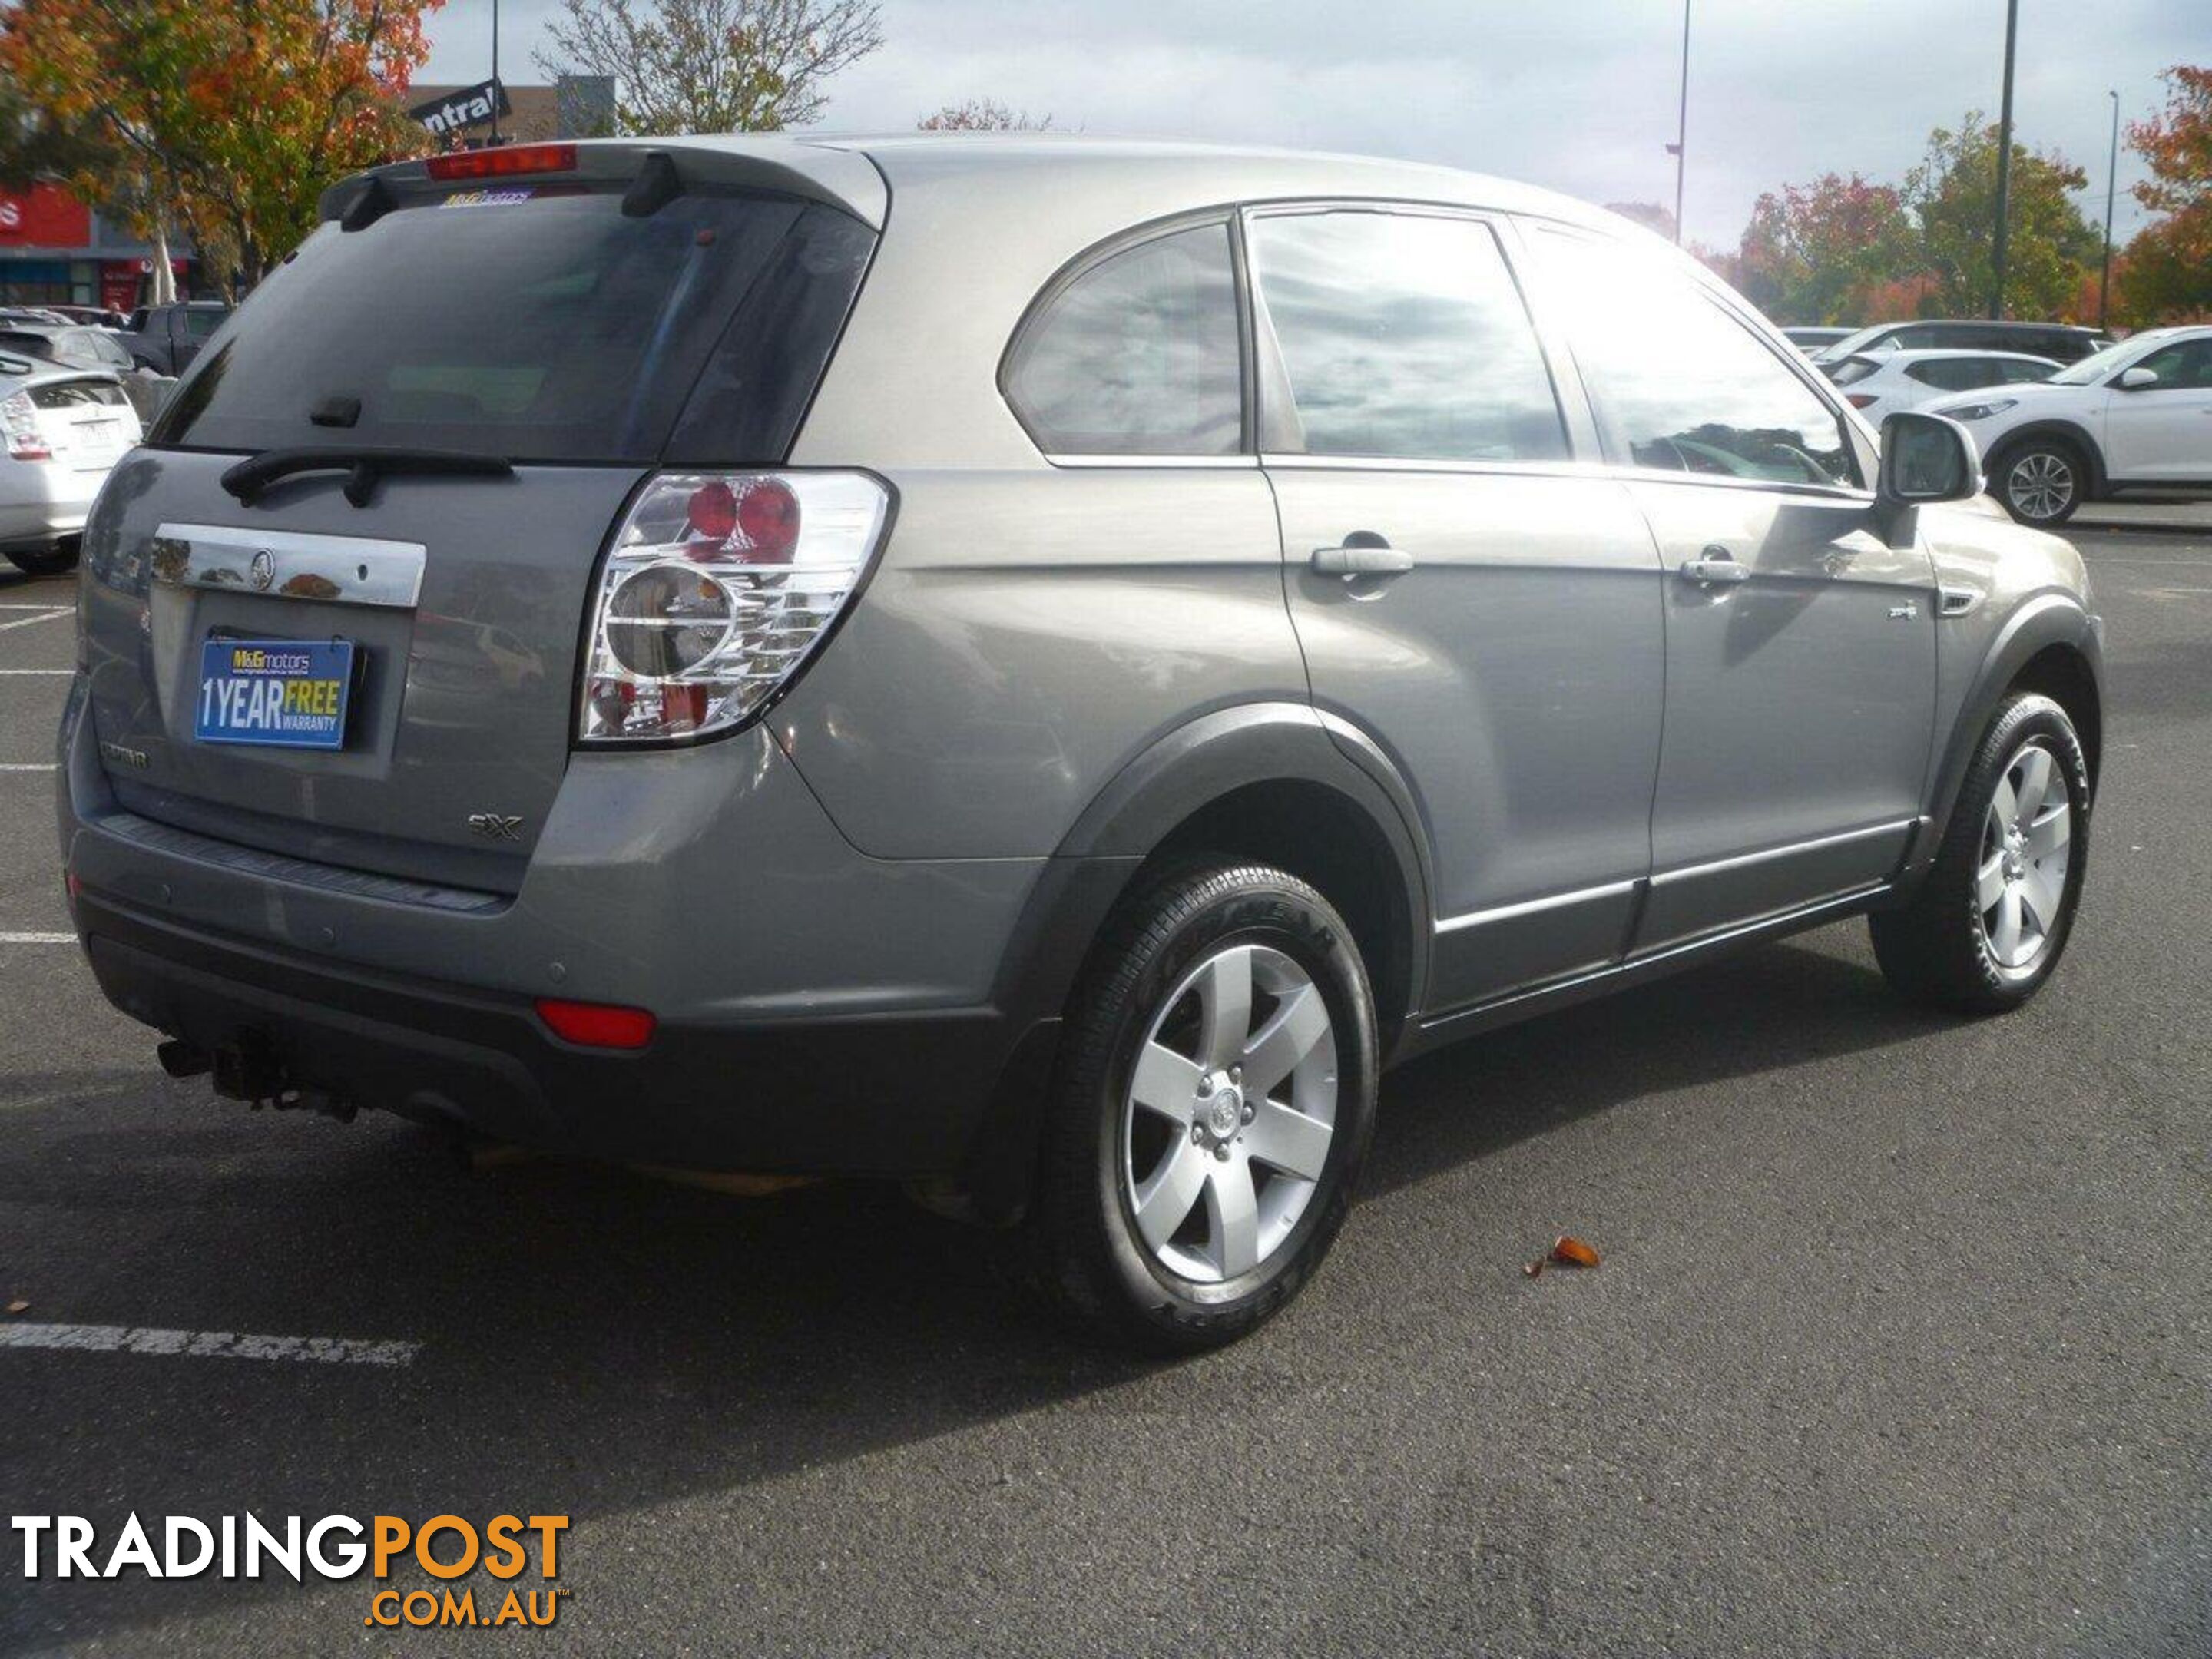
xmin=0 ymin=601 xmax=71 ymax=608
xmin=0 ymin=608 xmax=68 ymax=633
xmin=0 ymin=932 xmax=73 ymax=944
xmin=0 ymin=668 xmax=70 ymax=675
xmin=0 ymin=1322 xmax=421 ymax=1367
xmin=0 ymin=763 xmax=57 ymax=771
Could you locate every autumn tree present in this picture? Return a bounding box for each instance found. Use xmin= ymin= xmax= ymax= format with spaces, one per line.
xmin=2119 ymin=65 xmax=2212 ymax=322
xmin=1731 ymin=172 xmax=1919 ymax=323
xmin=535 ymin=0 xmax=882 ymax=135
xmin=918 ymin=99 xmax=1051 ymax=132
xmin=1 ymin=0 xmax=439 ymax=296
xmin=1905 ymin=113 xmax=2098 ymax=320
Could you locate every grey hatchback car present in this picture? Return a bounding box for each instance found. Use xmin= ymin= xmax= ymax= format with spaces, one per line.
xmin=58 ymin=136 xmax=2102 ymax=1350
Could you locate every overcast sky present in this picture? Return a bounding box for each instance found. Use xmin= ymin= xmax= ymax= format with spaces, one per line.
xmin=422 ymin=0 xmax=2198 ymax=249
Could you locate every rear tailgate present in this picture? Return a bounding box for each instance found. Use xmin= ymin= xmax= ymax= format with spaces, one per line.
xmin=82 ymin=452 xmax=644 ymax=892
xmin=79 ymin=147 xmax=876 ymax=894
xmin=28 ymin=376 xmax=137 ymax=469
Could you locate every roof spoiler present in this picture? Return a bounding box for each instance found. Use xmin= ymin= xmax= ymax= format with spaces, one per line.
xmin=317 ymin=137 xmax=887 ymax=230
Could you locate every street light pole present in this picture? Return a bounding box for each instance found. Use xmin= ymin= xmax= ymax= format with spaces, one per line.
xmin=488 ymin=0 xmax=502 ymax=146
xmin=2100 ymin=88 xmax=2119 ymax=329
xmin=1990 ymin=0 xmax=2018 ymax=319
xmin=1669 ymin=0 xmax=1690 ymax=245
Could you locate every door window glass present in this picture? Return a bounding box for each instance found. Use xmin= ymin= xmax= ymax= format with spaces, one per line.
xmin=2134 ymin=338 xmax=2212 ymax=389
xmin=1526 ymin=227 xmax=1859 ymax=488
xmin=1002 ymin=222 xmax=1242 ymax=455
xmin=1244 ymin=210 xmax=1566 ymax=462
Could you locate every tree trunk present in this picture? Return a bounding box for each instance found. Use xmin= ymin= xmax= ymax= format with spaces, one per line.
xmin=148 ymin=221 xmax=177 ymax=306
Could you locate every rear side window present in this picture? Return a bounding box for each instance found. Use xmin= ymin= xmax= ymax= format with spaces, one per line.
xmin=1826 ymin=356 xmax=1880 ymax=388
xmin=154 ymin=187 xmax=871 ymax=465
xmin=1526 ymin=228 xmax=1859 ymax=488
xmin=183 ymin=309 xmax=225 ymax=339
xmin=1247 ymin=210 xmax=1567 ymax=463
xmin=1002 ymin=222 xmax=1242 ymax=456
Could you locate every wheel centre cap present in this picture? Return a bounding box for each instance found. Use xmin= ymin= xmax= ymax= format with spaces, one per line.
xmin=1204 ymin=1084 xmax=1243 ymax=1141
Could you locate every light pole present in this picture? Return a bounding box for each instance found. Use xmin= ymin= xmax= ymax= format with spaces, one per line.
xmin=1990 ymin=0 xmax=2018 ymax=319
xmin=1667 ymin=0 xmax=1690 ymax=244
xmin=2099 ymin=89 xmax=2119 ymax=329
xmin=488 ymin=0 xmax=502 ymax=146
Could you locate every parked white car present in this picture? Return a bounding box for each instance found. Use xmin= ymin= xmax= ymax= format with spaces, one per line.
xmin=0 ymin=353 xmax=143 ymax=576
xmin=1922 ymin=324 xmax=2212 ymax=526
xmin=1825 ymin=348 xmax=2058 ymax=425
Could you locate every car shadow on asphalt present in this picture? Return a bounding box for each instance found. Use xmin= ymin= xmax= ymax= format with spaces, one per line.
xmin=0 ymin=935 xmax=1955 ymax=1647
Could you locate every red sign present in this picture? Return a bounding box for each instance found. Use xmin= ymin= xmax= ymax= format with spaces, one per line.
xmin=0 ymin=184 xmax=91 ymax=248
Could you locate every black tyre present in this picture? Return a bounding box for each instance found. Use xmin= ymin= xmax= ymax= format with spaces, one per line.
xmin=1029 ymin=862 xmax=1379 ymax=1353
xmin=1991 ymin=436 xmax=2087 ymax=527
xmin=1871 ymin=693 xmax=2090 ymax=1014
xmin=5 ymin=541 xmax=77 ymax=578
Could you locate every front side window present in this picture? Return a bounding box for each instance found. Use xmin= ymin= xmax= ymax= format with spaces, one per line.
xmin=1002 ymin=222 xmax=1241 ymax=456
xmin=1526 ymin=227 xmax=1859 ymax=488
xmin=2134 ymin=337 xmax=2212 ymax=389
xmin=1245 ymin=210 xmax=1567 ymax=462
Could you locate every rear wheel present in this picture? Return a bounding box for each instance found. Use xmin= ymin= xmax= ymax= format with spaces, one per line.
xmin=1992 ymin=438 xmax=2086 ymax=526
xmin=5 ymin=540 xmax=77 ymax=578
xmin=1028 ymin=862 xmax=1378 ymax=1353
xmin=1871 ymin=694 xmax=2089 ymax=1013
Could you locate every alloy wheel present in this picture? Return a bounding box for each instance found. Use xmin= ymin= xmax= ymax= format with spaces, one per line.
xmin=1121 ymin=942 xmax=1339 ymax=1283
xmin=1976 ymin=740 xmax=2073 ymax=971
xmin=2005 ymin=451 xmax=2075 ymax=522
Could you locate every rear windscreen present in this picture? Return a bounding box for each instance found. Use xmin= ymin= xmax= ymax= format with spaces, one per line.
xmin=151 ymin=185 xmax=873 ymax=465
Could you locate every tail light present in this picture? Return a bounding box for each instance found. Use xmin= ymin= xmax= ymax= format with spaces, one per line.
xmin=1 ymin=391 xmax=51 ymax=460
xmin=578 ymin=471 xmax=889 ymax=744
xmin=1846 ymin=393 xmax=1878 ymax=410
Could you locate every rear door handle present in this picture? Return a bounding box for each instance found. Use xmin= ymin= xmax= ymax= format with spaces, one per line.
xmin=1311 ymin=543 xmax=1415 ymax=578
xmin=1678 ymin=547 xmax=1750 ymax=585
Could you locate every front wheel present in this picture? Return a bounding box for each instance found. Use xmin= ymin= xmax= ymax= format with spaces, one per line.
xmin=1871 ymin=693 xmax=2090 ymax=1013
xmin=1028 ymin=862 xmax=1378 ymax=1353
xmin=1992 ymin=438 xmax=2086 ymax=526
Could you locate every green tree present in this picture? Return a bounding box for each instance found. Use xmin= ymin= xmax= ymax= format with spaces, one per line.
xmin=1731 ymin=172 xmax=1919 ymax=323
xmin=1905 ymin=113 xmax=2098 ymax=320
xmin=2118 ymin=65 xmax=2212 ymax=322
xmin=535 ymin=0 xmax=881 ymax=135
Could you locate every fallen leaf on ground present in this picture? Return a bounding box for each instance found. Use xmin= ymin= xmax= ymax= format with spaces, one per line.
xmin=5 ymin=1300 xmax=27 ymax=1315
xmin=1549 ymin=1235 xmax=1602 ymax=1269
xmin=1522 ymin=1257 xmax=1544 ymax=1278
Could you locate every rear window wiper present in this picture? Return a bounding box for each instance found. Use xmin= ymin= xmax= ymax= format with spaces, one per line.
xmin=220 ymin=445 xmax=515 ymax=508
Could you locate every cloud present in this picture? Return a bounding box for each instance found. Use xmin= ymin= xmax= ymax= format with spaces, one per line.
xmin=428 ymin=0 xmax=2199 ymax=247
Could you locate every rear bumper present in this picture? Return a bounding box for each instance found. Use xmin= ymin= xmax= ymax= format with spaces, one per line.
xmin=74 ymin=890 xmax=1031 ymax=1174
xmin=55 ymin=682 xmax=1131 ymax=1180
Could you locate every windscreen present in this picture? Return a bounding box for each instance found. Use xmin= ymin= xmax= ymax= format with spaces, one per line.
xmin=151 ymin=185 xmax=869 ymax=465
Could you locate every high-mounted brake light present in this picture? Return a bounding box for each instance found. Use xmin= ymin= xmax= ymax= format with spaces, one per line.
xmin=425 ymin=144 xmax=578 ymax=182
xmin=536 ymin=998 xmax=657 ymax=1049
xmin=579 ymin=471 xmax=889 ymax=744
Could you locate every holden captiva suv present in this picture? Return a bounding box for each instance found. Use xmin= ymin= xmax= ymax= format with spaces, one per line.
xmin=58 ymin=137 xmax=2103 ymax=1350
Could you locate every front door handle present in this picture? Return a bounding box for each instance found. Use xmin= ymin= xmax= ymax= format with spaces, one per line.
xmin=1311 ymin=542 xmax=1415 ymax=578
xmin=1678 ymin=547 xmax=1750 ymax=585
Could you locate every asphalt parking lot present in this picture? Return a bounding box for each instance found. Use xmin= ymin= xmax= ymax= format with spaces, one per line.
xmin=2 ymin=528 xmax=2207 ymax=1657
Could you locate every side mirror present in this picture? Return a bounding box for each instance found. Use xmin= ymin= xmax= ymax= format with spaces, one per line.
xmin=1874 ymin=411 xmax=1980 ymax=548
xmin=2118 ymin=366 xmax=2160 ymax=390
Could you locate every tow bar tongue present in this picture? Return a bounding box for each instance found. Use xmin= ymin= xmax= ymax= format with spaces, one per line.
xmin=166 ymin=1035 xmax=356 ymax=1121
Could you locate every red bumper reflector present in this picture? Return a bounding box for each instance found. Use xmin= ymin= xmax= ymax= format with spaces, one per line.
xmin=426 ymin=144 xmax=578 ymax=182
xmin=535 ymin=998 xmax=657 ymax=1049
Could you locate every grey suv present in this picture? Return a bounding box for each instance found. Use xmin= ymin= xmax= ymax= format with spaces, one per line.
xmin=57 ymin=137 xmax=2103 ymax=1351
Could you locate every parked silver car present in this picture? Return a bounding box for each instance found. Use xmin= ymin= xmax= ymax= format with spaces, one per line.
xmin=57 ymin=137 xmax=2102 ymax=1350
xmin=0 ymin=353 xmax=141 ymax=576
